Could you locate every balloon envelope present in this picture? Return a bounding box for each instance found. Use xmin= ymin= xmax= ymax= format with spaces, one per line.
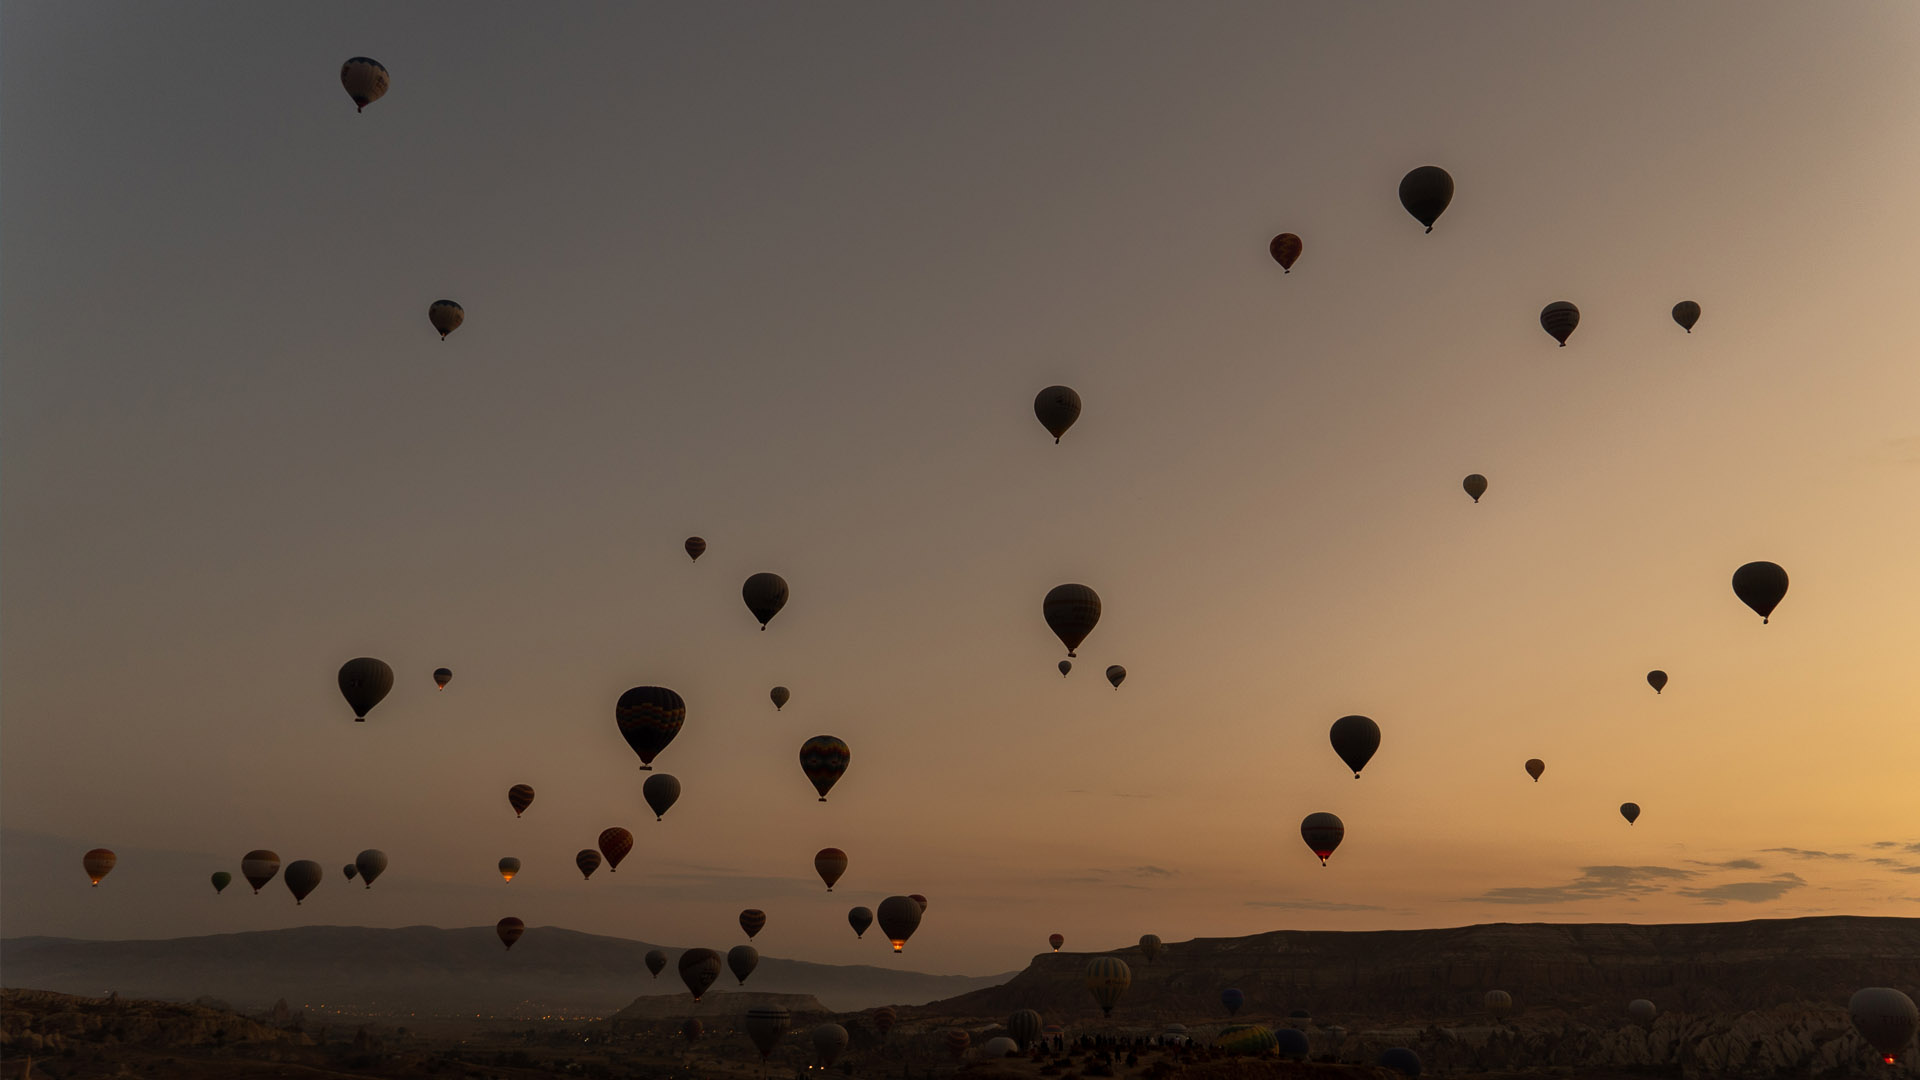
xmin=1034 ymin=385 xmax=1083 ymax=443
xmin=848 ymin=906 xmax=873 ymax=938
xmin=1049 ymin=933 xmax=1064 ymax=952
xmin=728 ymin=944 xmax=760 ymax=985
xmin=82 ymin=849 xmax=116 ymax=886
xmin=598 ymin=828 xmax=632 ymax=870
xmin=1380 ymin=1047 xmax=1423 ymax=1077
xmin=1398 ymin=166 xmax=1453 ymax=231
xmin=1647 ymin=670 xmax=1668 ymax=694
xmin=872 ymin=1007 xmax=897 ymax=1035
xmin=646 ymin=949 xmax=667 ymax=978
xmin=1222 ymin=988 xmax=1245 ymax=1016
xmin=1008 ymin=1009 xmax=1042 ymax=1050
xmin=770 ymin=686 xmax=790 ymax=711
xmin=1058 ymin=659 xmax=1072 ymax=677
xmin=742 ymin=572 xmax=789 ymax=628
xmin=339 ymin=57 xmax=389 ymax=111
xmin=1620 ymin=802 xmax=1641 ymax=825
xmin=1629 ymin=999 xmax=1657 ymax=1022
xmin=799 ymin=736 xmax=850 ymax=800
xmin=343 ymin=863 xmax=357 ymax=881
xmin=678 ymin=948 xmax=723 ymax=1001
xmin=1329 ymin=715 xmax=1381 ymax=777
xmin=498 ymin=857 xmax=520 ymax=883
xmin=338 ymin=658 xmax=394 ymax=721
xmin=684 ymin=537 xmax=706 ymax=561
xmin=681 ymin=1018 xmax=703 ymax=1043
xmin=433 ymin=667 xmax=452 ymax=689
xmin=1732 ymin=561 xmax=1789 ymax=623
xmin=428 ymin=300 xmax=464 ymax=339
xmin=241 ymin=850 xmax=280 ymax=893
xmin=877 ymin=895 xmax=923 ymax=952
xmin=982 ymin=1035 xmax=1019 ymax=1059
xmin=1217 ymin=1025 xmax=1278 ymax=1056
xmin=744 ymin=1006 xmax=790 ymax=1061
xmin=643 ymin=773 xmax=681 ymax=820
xmin=1043 ymin=584 xmax=1101 ymax=657
xmin=1486 ymin=990 xmax=1513 ymax=1019
xmin=1138 ymin=934 xmax=1163 ymax=963
xmin=1106 ymin=665 xmax=1126 ymax=688
xmin=497 ymin=917 xmax=524 ymax=950
xmin=575 ymin=849 xmax=601 ymax=879
xmin=507 ymin=784 xmax=535 ymax=816
xmin=812 ymin=1023 xmax=850 ymax=1067
xmin=1276 ymin=1027 xmax=1309 ymax=1060
xmin=615 ymin=686 xmax=685 ymax=770
xmin=210 ymin=871 xmax=231 ymax=894
xmin=1269 ymin=232 xmax=1302 ymax=271
xmin=1525 ymin=758 xmax=1545 ymax=782
xmin=739 ymin=909 xmax=766 ymax=940
xmin=814 ymin=847 xmax=848 ymax=890
xmin=1540 ymin=301 xmax=1580 ymax=346
xmin=354 ymin=849 xmax=387 ymax=887
xmin=1085 ymin=956 xmax=1132 ymax=1017
xmin=1301 ymin=812 xmax=1345 ymax=865
xmin=1848 ymin=987 xmax=1918 ymax=1063
xmin=1672 ymin=300 xmax=1701 ymax=332
xmin=284 ymin=860 xmax=322 ymax=904
xmin=1463 ymin=474 xmax=1487 ymax=502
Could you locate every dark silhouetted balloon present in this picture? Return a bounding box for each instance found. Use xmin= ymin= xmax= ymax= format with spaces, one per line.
xmin=910 ymin=894 xmax=928 ymax=912
xmin=1463 ymin=474 xmax=1488 ymax=503
xmin=428 ymin=300 xmax=463 ymax=340
xmin=729 ymin=944 xmax=760 ymax=985
xmin=576 ymin=849 xmax=601 ymax=879
xmin=1107 ymin=664 xmax=1126 ymax=689
xmin=284 ymin=860 xmax=322 ymax=904
xmin=497 ymin=917 xmax=524 ymax=950
xmin=1486 ymin=990 xmax=1513 ymax=1019
xmin=1217 ymin=1025 xmax=1279 ymax=1056
xmin=813 ymin=1022 xmax=850 ymax=1067
xmin=615 ymin=686 xmax=685 ymax=770
xmin=1398 ymin=166 xmax=1453 ymax=232
xmin=1275 ymin=1027 xmax=1309 ymax=1060
xmin=1043 ymin=584 xmax=1101 ymax=657
xmin=1620 ymin=802 xmax=1641 ymax=825
xmin=1628 ymin=999 xmax=1656 ymax=1022
xmin=241 ymin=850 xmax=280 ymax=893
xmin=1525 ymin=758 xmax=1545 ymax=782
xmin=770 ymin=686 xmax=790 ymax=711
xmin=1222 ymin=988 xmax=1245 ymax=1016
xmin=1540 ymin=301 xmax=1580 ymax=346
xmin=1848 ymin=987 xmax=1918 ymax=1065
xmin=1139 ymin=934 xmax=1163 ymax=963
xmin=340 ymin=57 xmax=389 ymax=112
xmin=1329 ymin=715 xmax=1380 ymax=778
xmin=1270 ymin=233 xmax=1303 ymax=272
xmin=338 ymin=658 xmax=394 ymax=722
xmin=799 ymin=736 xmax=850 ymax=801
xmin=684 ymin=537 xmax=706 ymax=562
xmin=1034 ymin=386 xmax=1082 ymax=443
xmin=598 ymin=828 xmax=632 ymax=871
xmin=82 ymin=849 xmax=116 ymax=886
xmin=1049 ymin=933 xmax=1064 ymax=952
xmin=643 ymin=773 xmax=680 ymax=820
xmin=433 ymin=667 xmax=452 ymax=690
xmin=508 ymin=784 xmax=535 ymax=817
xmin=646 ymin=949 xmax=667 ymax=978
xmin=681 ymin=1018 xmax=703 ymax=1043
xmin=743 ymin=572 xmax=789 ymax=629
xmin=678 ymin=948 xmax=722 ymax=1001
xmin=745 ymin=1005 xmax=790 ymax=1061
xmin=1380 ymin=1047 xmax=1423 ymax=1077
xmin=848 ymin=906 xmax=873 ymax=938
xmin=1086 ymin=956 xmax=1132 ymax=1017
xmin=1301 ymin=812 xmax=1345 ymax=865
xmin=1732 ymin=561 xmax=1789 ymax=623
xmin=814 ymin=848 xmax=848 ymax=891
xmin=211 ymin=871 xmax=232 ymax=894
xmin=498 ymin=857 xmax=520 ymax=883
xmin=355 ymin=849 xmax=387 ymax=888
xmin=1647 ymin=670 xmax=1668 ymax=694
xmin=1008 ymin=1009 xmax=1042 ymax=1051
xmin=877 ymin=895 xmax=923 ymax=952
xmin=1672 ymin=301 xmax=1701 ymax=333
xmin=1058 ymin=659 xmax=1072 ymax=677
xmin=739 ymin=908 xmax=766 ymax=940
xmin=872 ymin=1007 xmax=897 ymax=1036
xmin=343 ymin=863 xmax=358 ymax=881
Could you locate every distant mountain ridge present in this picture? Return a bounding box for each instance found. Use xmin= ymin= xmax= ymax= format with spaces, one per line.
xmin=0 ymin=925 xmax=1013 ymax=1017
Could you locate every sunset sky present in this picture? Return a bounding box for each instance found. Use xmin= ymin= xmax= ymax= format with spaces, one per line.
xmin=4 ymin=2 xmax=1919 ymax=977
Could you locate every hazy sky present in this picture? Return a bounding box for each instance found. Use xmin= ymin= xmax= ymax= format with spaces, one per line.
xmin=5 ymin=2 xmax=1919 ymax=977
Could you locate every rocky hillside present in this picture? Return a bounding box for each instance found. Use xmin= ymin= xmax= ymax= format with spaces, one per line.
xmin=610 ymin=989 xmax=830 ymax=1022
xmin=0 ymin=988 xmax=310 ymax=1056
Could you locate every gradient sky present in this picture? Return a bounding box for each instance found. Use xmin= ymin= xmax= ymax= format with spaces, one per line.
xmin=5 ymin=2 xmax=1919 ymax=977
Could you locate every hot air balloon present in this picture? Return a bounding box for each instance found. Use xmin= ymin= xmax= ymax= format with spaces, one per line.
xmin=728 ymin=944 xmax=760 ymax=986
xmin=643 ymin=773 xmax=680 ymax=820
xmin=1628 ymin=999 xmax=1657 ymax=1023
xmin=1049 ymin=933 xmax=1064 ymax=952
xmin=428 ymin=300 xmax=464 ymax=340
xmin=82 ymin=849 xmax=116 ymax=886
xmin=1009 ymin=1009 xmax=1042 ymax=1050
xmin=681 ymin=1018 xmax=703 ymax=1043
xmin=1138 ymin=934 xmax=1163 ymax=964
xmin=945 ymin=1029 xmax=971 ymax=1060
xmin=355 ymin=849 xmax=387 ymax=888
xmin=814 ymin=848 xmax=848 ymax=891
xmin=433 ymin=667 xmax=452 ymax=690
xmin=812 ymin=1023 xmax=850 ymax=1067
xmin=739 ymin=908 xmax=767 ymax=940
xmin=742 ymin=572 xmax=789 ymax=629
xmin=1301 ymin=812 xmax=1345 ymax=865
xmin=1463 ymin=474 xmax=1488 ymax=503
xmin=508 ymin=784 xmax=535 ymax=817
xmin=848 ymin=906 xmax=873 ymax=938
xmin=1620 ymin=802 xmax=1641 ymax=825
xmin=1216 ymin=1025 xmax=1278 ymax=1056
xmin=1524 ymin=758 xmax=1547 ymax=782
xmin=598 ymin=828 xmax=632 ymax=871
xmin=1672 ymin=301 xmax=1701 ymax=333
xmin=1086 ymin=956 xmax=1132 ymax=1017
xmin=1329 ymin=715 xmax=1380 ymax=778
xmin=678 ymin=948 xmax=722 ymax=1001
xmin=1540 ymin=301 xmax=1579 ymax=346
xmin=985 ymin=1035 xmax=1021 ymax=1058
xmin=497 ymin=917 xmax=524 ymax=950
xmin=211 ymin=871 xmax=232 ymax=894
xmin=1398 ymin=166 xmax=1453 ymax=232
xmin=872 ymin=1007 xmax=897 ymax=1036
xmin=1486 ymin=990 xmax=1513 ymax=1019
xmin=1222 ymin=988 xmax=1245 ymax=1016
xmin=1380 ymin=1047 xmax=1423 ymax=1077
xmin=1043 ymin=584 xmax=1101 ymax=657
xmin=799 ymin=736 xmax=850 ymax=801
xmin=282 ymin=860 xmax=321 ymax=904
xmin=241 ymin=851 xmax=280 ymax=893
xmin=684 ymin=537 xmax=706 ymax=562
xmin=1269 ymin=233 xmax=1303 ymax=272
xmin=770 ymin=686 xmax=790 ymax=711
xmin=1034 ymin=386 xmax=1082 ymax=443
xmin=339 ymin=57 xmax=389 ymax=112
xmin=338 ymin=658 xmax=394 ymax=722
xmin=1276 ymin=1027 xmax=1309 ymax=1060
xmin=1647 ymin=670 xmax=1668 ymax=694
xmin=343 ymin=863 xmax=357 ymax=881
xmin=910 ymin=894 xmax=928 ymax=912
xmin=1058 ymin=659 xmax=1072 ymax=677
xmin=615 ymin=686 xmax=685 ymax=770
xmin=576 ymin=849 xmax=601 ymax=879
xmin=877 ymin=895 xmax=922 ymax=952
xmin=1106 ymin=665 xmax=1126 ymax=689
xmin=1732 ymin=561 xmax=1789 ymax=623
xmin=498 ymin=857 xmax=520 ymax=883
xmin=646 ymin=949 xmax=667 ymax=978
xmin=745 ymin=1005 xmax=790 ymax=1061
xmin=1848 ymin=987 xmax=1918 ymax=1065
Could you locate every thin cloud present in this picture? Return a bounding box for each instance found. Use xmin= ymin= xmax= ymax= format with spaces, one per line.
xmin=1133 ymin=865 xmax=1175 ymax=879
xmin=1676 ymin=873 xmax=1805 ymax=905
xmin=1762 ymin=848 xmax=1853 ymax=860
xmin=1685 ymin=858 xmax=1762 ymax=870
xmin=1868 ymin=841 xmax=1899 ymax=850
xmin=1247 ymin=899 xmax=1391 ymax=912
xmin=1464 ymin=865 xmax=1697 ymax=905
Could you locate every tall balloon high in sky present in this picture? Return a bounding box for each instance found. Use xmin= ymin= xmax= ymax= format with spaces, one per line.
xmin=769 ymin=685 xmax=789 ymax=711
xmin=427 ymin=300 xmax=463 ymax=340
xmin=741 ymin=573 xmax=789 ymax=629
xmin=1462 ymin=474 xmax=1488 ymax=503
xmin=683 ymin=536 xmax=706 ymax=562
xmin=877 ymin=895 xmax=922 ymax=953
xmin=798 ymin=736 xmax=850 ymax=801
xmin=82 ymin=848 xmax=115 ymax=886
xmin=1033 ymin=386 xmax=1082 ymax=443
xmin=1397 ymin=165 xmax=1452 ymax=231
xmin=1269 ymin=232 xmax=1302 ymax=272
xmin=496 ymin=917 xmax=524 ymax=951
xmin=1672 ymin=300 xmax=1702 ymax=332
xmin=642 ymin=773 xmax=680 ymax=820
xmin=432 ymin=667 xmax=452 ymax=690
xmin=241 ymin=851 xmax=280 ymax=894
xmin=1647 ymin=670 xmax=1668 ymax=694
xmin=678 ymin=948 xmax=722 ymax=1001
xmin=1540 ymin=301 xmax=1580 ymax=346
xmin=1732 ymin=561 xmax=1790 ymax=623
xmin=1525 ymin=758 xmax=1546 ymax=782
xmin=1106 ymin=664 xmax=1126 ymax=688
xmin=614 ymin=686 xmax=685 ymax=770
xmin=283 ymin=860 xmax=321 ymax=904
xmin=1043 ymin=584 xmax=1101 ymax=657
xmin=597 ymin=828 xmax=632 ymax=871
xmin=813 ymin=847 xmax=848 ymax=891
xmin=1620 ymin=802 xmax=1642 ymax=825
xmin=338 ymin=56 xmax=388 ymax=112
xmin=1301 ymin=812 xmax=1345 ymax=865
xmin=337 ymin=658 xmax=393 ymax=722
xmin=354 ymin=849 xmax=387 ymax=887
xmin=507 ymin=784 xmax=535 ymax=817
xmin=1329 ymin=715 xmax=1381 ymax=778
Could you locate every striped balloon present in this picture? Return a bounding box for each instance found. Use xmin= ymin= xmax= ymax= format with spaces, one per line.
xmin=1085 ymin=956 xmax=1132 ymax=1017
xmin=1043 ymin=584 xmax=1101 ymax=657
xmin=241 ymin=850 xmax=281 ymax=893
xmin=1540 ymin=301 xmax=1580 ymax=346
xmin=739 ymin=908 xmax=766 ymax=940
xmin=507 ymin=784 xmax=535 ymax=817
xmin=1216 ymin=1025 xmax=1279 ymax=1056
xmin=1008 ymin=1009 xmax=1042 ymax=1050
xmin=871 ymin=1006 xmax=897 ymax=1036
xmin=575 ymin=849 xmax=601 ymax=879
xmin=615 ymin=686 xmax=685 ymax=770
xmin=684 ymin=536 xmax=706 ymax=561
xmin=598 ymin=828 xmax=633 ymax=870
xmin=746 ymin=1006 xmax=791 ymax=1061
xmin=945 ymin=1029 xmax=971 ymax=1060
xmin=799 ymin=736 xmax=850 ymax=801
xmin=814 ymin=847 xmax=848 ymax=891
